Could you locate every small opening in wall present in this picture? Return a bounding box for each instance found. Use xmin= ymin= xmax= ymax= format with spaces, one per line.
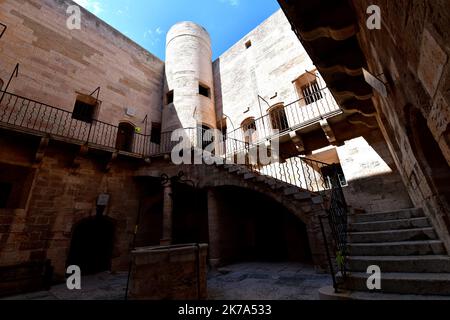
xmin=0 ymin=78 xmax=4 ymax=91
xmin=166 ymin=90 xmax=174 ymax=104
xmin=245 ymin=40 xmax=252 ymax=49
xmin=199 ymin=84 xmax=211 ymax=98
xmin=0 ymin=182 xmax=12 ymax=209
xmin=150 ymin=122 xmax=162 ymax=145
xmin=72 ymin=94 xmax=99 ymax=123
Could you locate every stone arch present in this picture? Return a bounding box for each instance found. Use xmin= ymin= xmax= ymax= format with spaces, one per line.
xmin=66 ymin=215 xmax=115 ymax=275
xmin=207 ymin=185 xmax=313 ymax=265
xmin=268 ymin=102 xmax=289 ymax=131
xmin=177 ymin=165 xmax=315 ymax=225
xmin=241 ymin=117 xmax=258 ymax=144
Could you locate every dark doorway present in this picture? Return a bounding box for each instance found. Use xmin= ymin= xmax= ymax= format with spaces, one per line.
xmin=211 ymin=187 xmax=312 ymax=264
xmin=406 ymin=107 xmax=450 ymax=204
xmin=172 ymin=183 xmax=209 ymax=245
xmin=67 ymin=216 xmax=115 ymax=275
xmin=116 ymin=122 xmax=135 ymax=152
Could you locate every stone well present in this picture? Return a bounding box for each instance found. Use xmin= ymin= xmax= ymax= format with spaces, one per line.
xmin=128 ymin=244 xmax=208 ymax=300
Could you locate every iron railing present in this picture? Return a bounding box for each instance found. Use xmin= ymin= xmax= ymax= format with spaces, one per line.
xmin=226 ymin=84 xmax=341 ymax=145
xmin=319 ymin=166 xmax=349 ymax=292
xmin=0 ymin=22 xmax=6 ymax=39
xmin=0 ymin=90 xmax=338 ymax=196
xmin=0 ymin=91 xmax=153 ymax=156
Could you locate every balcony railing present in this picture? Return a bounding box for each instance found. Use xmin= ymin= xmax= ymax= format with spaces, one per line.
xmin=226 ymin=85 xmax=342 ymax=145
xmin=0 ymin=91 xmax=152 ymax=156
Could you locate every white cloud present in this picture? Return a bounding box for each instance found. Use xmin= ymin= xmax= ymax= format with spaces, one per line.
xmin=220 ymin=0 xmax=240 ymax=7
xmin=73 ymin=0 xmax=104 ymax=15
xmin=144 ymin=27 xmax=164 ymax=46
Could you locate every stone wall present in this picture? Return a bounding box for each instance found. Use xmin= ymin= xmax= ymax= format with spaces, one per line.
xmin=0 ymin=131 xmax=141 ymax=280
xmin=213 ymin=9 xmax=317 ymax=130
xmin=350 ymin=1 xmax=450 ymax=249
xmin=0 ymin=0 xmax=164 ymax=133
xmin=337 ymin=130 xmax=413 ymax=213
xmin=128 ymin=244 xmax=208 ymax=300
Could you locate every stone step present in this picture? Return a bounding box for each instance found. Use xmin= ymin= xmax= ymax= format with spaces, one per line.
xmin=284 ymin=187 xmax=299 ymax=196
xmin=227 ymin=166 xmax=240 ymax=173
xmin=339 ymin=272 xmax=450 ymax=296
xmin=349 ymin=208 xmax=424 ymax=224
xmin=348 ymin=240 xmax=446 ymax=256
xmin=348 ymin=227 xmax=437 ymax=243
xmin=349 ymin=217 xmax=430 ymax=233
xmin=319 ymin=286 xmax=450 ymax=300
xmin=293 ymin=192 xmax=312 ymax=200
xmin=347 ymin=255 xmax=450 ymax=273
xmin=244 ymin=173 xmax=256 ymax=180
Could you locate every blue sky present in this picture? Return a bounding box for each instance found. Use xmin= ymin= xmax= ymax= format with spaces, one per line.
xmin=73 ymin=0 xmax=280 ymax=60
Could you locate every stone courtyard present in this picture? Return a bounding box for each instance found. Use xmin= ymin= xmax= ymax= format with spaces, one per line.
xmin=3 ymin=263 xmax=330 ymax=301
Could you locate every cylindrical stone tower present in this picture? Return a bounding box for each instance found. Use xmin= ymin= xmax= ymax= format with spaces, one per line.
xmin=163 ymin=22 xmax=216 ymax=138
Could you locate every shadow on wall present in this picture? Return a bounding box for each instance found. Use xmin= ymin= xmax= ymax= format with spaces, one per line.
xmin=343 ymin=172 xmax=413 ymax=213
xmin=405 ymin=105 xmax=450 ymax=230
xmin=210 ymin=186 xmax=312 ymax=266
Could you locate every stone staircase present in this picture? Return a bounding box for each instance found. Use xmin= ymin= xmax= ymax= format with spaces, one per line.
xmin=322 ymin=208 xmax=450 ymax=299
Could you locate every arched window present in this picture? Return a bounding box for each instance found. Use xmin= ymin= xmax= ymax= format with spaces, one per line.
xmin=268 ymin=103 xmax=289 ymax=132
xmin=241 ymin=117 xmax=257 ymax=144
xmin=116 ymin=122 xmax=135 ymax=152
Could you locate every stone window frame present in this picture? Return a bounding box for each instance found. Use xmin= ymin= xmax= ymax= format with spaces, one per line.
xmin=72 ymin=92 xmax=101 ymax=124
xmin=166 ymin=90 xmax=174 ymax=105
xmin=198 ymin=83 xmax=211 ymax=99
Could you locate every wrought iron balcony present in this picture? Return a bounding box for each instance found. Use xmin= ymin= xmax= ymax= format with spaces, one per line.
xmin=0 ymin=91 xmax=153 ymax=156
xmin=226 ymin=84 xmax=342 ymax=145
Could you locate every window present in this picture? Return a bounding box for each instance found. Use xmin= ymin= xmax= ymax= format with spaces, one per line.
xmin=166 ymin=90 xmax=174 ymax=104
xmin=301 ymin=80 xmax=323 ymax=105
xmin=241 ymin=117 xmax=257 ymax=144
xmin=150 ymin=122 xmax=162 ymax=145
xmin=269 ymin=104 xmax=289 ymax=132
xmin=245 ymin=40 xmax=252 ymax=49
xmin=72 ymin=94 xmax=99 ymax=123
xmin=0 ymin=182 xmax=12 ymax=209
xmin=199 ymin=84 xmax=210 ymax=98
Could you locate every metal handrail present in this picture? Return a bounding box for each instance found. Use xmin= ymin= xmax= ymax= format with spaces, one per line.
xmin=227 ymin=85 xmax=342 ymax=145
xmin=319 ymin=166 xmax=349 ymax=292
xmin=0 ymin=22 xmax=6 ymax=39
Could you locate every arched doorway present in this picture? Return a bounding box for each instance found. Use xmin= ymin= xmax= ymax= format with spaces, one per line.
xmin=269 ymin=103 xmax=289 ymax=132
xmin=209 ymin=186 xmax=312 ymax=265
xmin=67 ymin=216 xmax=115 ymax=275
xmin=241 ymin=117 xmax=258 ymax=144
xmin=116 ymin=122 xmax=135 ymax=152
xmin=406 ymin=106 xmax=450 ymax=205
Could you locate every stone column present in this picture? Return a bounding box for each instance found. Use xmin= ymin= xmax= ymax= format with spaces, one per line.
xmin=207 ymin=188 xmax=221 ymax=268
xmin=160 ymin=184 xmax=173 ymax=245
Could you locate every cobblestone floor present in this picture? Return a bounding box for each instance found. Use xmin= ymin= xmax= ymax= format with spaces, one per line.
xmin=3 ymin=262 xmax=330 ymax=300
